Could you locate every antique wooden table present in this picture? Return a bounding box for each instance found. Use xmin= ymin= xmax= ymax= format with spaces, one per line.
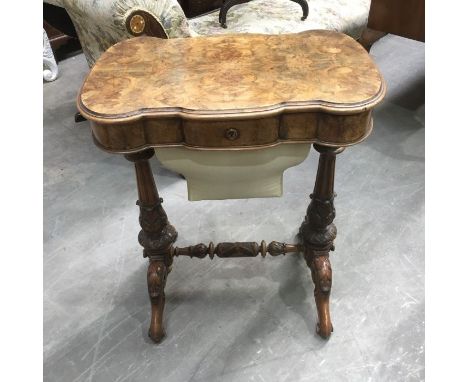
xmin=77 ymin=30 xmax=385 ymax=343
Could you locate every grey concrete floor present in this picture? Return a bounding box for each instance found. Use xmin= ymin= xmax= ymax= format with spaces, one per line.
xmin=44 ymin=34 xmax=424 ymax=381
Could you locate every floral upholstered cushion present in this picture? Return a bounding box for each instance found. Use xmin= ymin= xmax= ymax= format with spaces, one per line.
xmin=48 ymin=0 xmax=191 ymax=66
xmin=189 ymin=0 xmax=371 ymax=40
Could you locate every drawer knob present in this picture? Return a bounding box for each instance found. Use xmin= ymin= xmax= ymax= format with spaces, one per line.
xmin=225 ymin=128 xmax=239 ymax=140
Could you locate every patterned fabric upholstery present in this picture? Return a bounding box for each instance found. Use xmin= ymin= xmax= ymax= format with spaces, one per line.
xmin=44 ymin=0 xmax=370 ymax=67
xmin=190 ymin=0 xmax=370 ymax=40
xmin=47 ymin=0 xmax=191 ymax=66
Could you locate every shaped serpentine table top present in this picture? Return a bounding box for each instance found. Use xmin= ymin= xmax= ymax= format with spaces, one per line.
xmin=78 ymin=30 xmax=386 ymax=153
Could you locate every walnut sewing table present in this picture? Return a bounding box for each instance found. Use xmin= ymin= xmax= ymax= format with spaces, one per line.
xmin=77 ymin=30 xmax=385 ymax=343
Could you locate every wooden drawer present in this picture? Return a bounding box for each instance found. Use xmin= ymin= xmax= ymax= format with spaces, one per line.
xmin=183 ymin=118 xmax=279 ymax=148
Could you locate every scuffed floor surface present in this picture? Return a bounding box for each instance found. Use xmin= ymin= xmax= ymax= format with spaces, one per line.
xmin=44 ymin=34 xmax=424 ymax=381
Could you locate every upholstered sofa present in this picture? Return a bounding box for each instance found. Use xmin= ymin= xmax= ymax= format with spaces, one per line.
xmin=44 ymin=0 xmax=371 ymax=67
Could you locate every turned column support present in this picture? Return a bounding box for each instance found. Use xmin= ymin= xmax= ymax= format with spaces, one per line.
xmin=125 ymin=148 xmax=177 ymax=343
xmin=300 ymin=144 xmax=344 ymax=339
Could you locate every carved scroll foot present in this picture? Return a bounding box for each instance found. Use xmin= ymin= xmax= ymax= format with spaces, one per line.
xmin=126 ymin=149 xmax=177 ymax=344
xmin=147 ymin=259 xmax=167 ymax=343
xmin=305 ymin=252 xmax=333 ymax=338
xmin=300 ymin=144 xmax=343 ymax=340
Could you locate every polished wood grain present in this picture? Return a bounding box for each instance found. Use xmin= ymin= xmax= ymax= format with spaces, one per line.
xmin=79 ymin=31 xmax=384 ymax=119
xmin=78 ymin=31 xmax=385 ymax=152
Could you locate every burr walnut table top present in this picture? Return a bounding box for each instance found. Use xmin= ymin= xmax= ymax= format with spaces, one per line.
xmin=77 ymin=30 xmax=385 ymax=153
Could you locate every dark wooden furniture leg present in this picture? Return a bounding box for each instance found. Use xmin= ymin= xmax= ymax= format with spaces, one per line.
xmin=75 ymin=112 xmax=86 ymax=123
xmin=219 ymin=0 xmax=249 ymax=28
xmin=300 ymin=144 xmax=343 ymax=339
xmin=290 ymin=0 xmax=309 ymax=21
xmin=125 ymin=149 xmax=177 ymax=343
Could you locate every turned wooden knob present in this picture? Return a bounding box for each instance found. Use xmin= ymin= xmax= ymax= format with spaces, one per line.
xmin=225 ymin=128 xmax=239 ymax=140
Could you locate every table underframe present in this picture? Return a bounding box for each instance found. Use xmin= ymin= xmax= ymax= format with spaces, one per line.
xmin=124 ymin=143 xmax=343 ymax=343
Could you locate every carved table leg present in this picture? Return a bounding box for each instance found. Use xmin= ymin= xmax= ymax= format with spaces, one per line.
xmin=125 ymin=149 xmax=177 ymax=343
xmin=300 ymin=144 xmax=344 ymax=339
